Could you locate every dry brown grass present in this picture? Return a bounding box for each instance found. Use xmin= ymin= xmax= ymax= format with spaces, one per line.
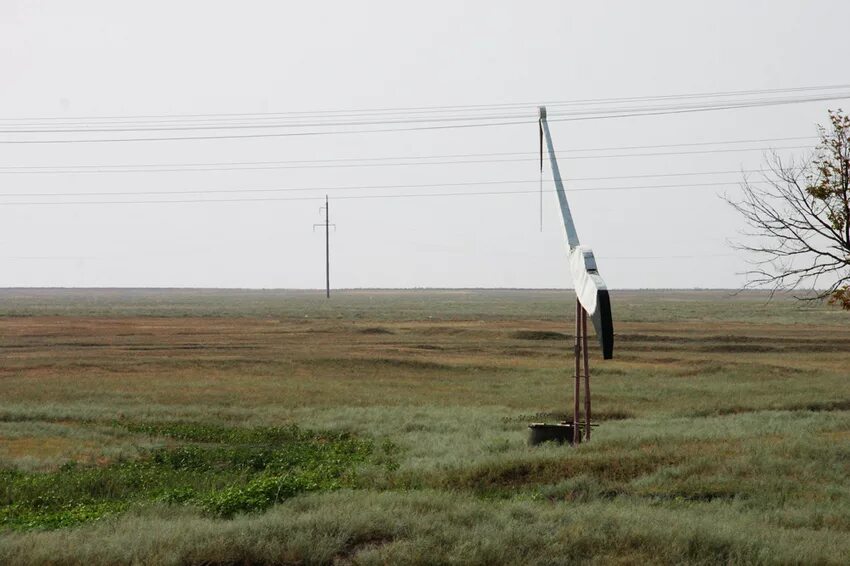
xmin=3 ymin=314 xmax=847 ymax=411
xmin=0 ymin=290 xmax=848 ymax=564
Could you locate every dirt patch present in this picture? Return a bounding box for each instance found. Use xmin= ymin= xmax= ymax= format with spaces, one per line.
xmin=0 ymin=436 xmax=99 ymax=462
xmin=699 ymin=344 xmax=779 ymax=353
xmin=418 ymin=326 xmax=470 ymax=336
xmin=512 ymin=330 xmax=569 ymax=341
xmin=359 ymin=327 xmax=395 ymax=335
xmin=785 ymin=399 xmax=850 ymax=412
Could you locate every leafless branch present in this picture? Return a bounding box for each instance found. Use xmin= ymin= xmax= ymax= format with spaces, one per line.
xmin=724 ymin=116 xmax=850 ymax=305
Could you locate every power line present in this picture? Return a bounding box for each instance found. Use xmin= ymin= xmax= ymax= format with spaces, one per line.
xmin=0 ymin=111 xmax=535 ymax=133
xmin=0 ymin=119 xmax=532 ymax=144
xmin=0 ymin=144 xmax=812 ymax=174
xmin=0 ymin=180 xmax=758 ymax=206
xmin=547 ymin=94 xmax=850 ymax=124
xmin=0 ymin=144 xmax=814 ymax=179
xmin=2 ymin=83 xmax=848 ymax=123
xmin=0 ymin=253 xmax=741 ymax=262
xmin=0 ymin=135 xmax=815 ymax=174
xmin=0 ymin=97 xmax=827 ymax=130
xmin=601 ymin=253 xmax=736 ymax=260
xmin=0 ymin=94 xmax=842 ymax=132
xmin=0 ymin=170 xmax=770 ymax=198
xmin=1 ymin=93 xmax=846 ymax=144
xmin=0 ymin=147 xmax=808 ymax=174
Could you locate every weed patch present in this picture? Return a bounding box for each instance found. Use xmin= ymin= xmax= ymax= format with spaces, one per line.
xmin=0 ymin=422 xmax=374 ymax=530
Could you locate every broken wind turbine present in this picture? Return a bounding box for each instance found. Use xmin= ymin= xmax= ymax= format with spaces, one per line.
xmin=529 ymin=106 xmax=614 ymax=445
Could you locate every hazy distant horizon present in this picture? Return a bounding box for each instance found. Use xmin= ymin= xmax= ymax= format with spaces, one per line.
xmin=3 ymin=1 xmax=848 ymax=289
xmin=0 ymin=286 xmax=807 ymax=293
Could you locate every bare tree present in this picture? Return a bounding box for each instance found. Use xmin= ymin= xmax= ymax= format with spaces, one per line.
xmin=727 ymin=110 xmax=850 ymax=309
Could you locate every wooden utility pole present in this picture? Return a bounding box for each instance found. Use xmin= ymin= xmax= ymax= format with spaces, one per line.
xmin=313 ymin=195 xmax=335 ymax=298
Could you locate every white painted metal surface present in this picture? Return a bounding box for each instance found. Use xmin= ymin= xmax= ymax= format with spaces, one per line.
xmin=569 ymin=246 xmax=604 ymax=314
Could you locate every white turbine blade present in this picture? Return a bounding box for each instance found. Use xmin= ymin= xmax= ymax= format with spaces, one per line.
xmin=539 ymin=108 xmax=580 ymax=249
xmin=570 ymin=247 xmax=603 ymax=315
xmin=540 ymin=106 xmax=614 ymax=359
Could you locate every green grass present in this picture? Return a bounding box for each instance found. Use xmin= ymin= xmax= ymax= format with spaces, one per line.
xmin=0 ymin=422 xmax=376 ymax=530
xmin=3 ymin=491 xmax=850 ymax=565
xmin=0 ymin=289 xmax=848 ymax=564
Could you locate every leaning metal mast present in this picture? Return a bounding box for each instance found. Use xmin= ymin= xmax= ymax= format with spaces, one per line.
xmin=537 ymin=106 xmax=614 ymax=443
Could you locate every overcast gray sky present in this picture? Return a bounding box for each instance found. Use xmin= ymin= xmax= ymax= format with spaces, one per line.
xmin=1 ymin=1 xmax=848 ymax=289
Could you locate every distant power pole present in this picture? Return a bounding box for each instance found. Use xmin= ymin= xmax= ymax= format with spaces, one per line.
xmin=313 ymin=195 xmax=335 ymax=298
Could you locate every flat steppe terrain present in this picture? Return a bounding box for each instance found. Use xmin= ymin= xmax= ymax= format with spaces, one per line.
xmin=0 ymin=289 xmax=848 ymax=564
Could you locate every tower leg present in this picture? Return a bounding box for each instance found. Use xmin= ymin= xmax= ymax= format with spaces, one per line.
xmin=573 ymin=299 xmax=582 ymax=445
xmin=582 ymin=307 xmax=591 ymax=441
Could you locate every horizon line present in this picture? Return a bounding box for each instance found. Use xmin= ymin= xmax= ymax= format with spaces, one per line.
xmin=0 ymin=286 xmax=793 ymax=292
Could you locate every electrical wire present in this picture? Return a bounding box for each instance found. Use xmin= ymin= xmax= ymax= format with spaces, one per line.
xmin=0 ymin=111 xmax=535 ymax=133
xmin=0 ymin=94 xmax=845 ymax=134
xmin=598 ymin=253 xmax=737 ymax=260
xmin=0 ymin=135 xmax=815 ymax=174
xmin=0 ymin=178 xmax=761 ymax=198
xmin=0 ymin=94 xmax=841 ymax=132
xmin=0 ymin=119 xmax=532 ymax=144
xmin=2 ymin=83 xmax=848 ymax=123
xmin=0 ymin=171 xmax=773 ymax=198
xmin=0 ymin=179 xmax=758 ymax=206
xmin=0 ymin=93 xmax=846 ymax=144
xmin=0 ymin=145 xmax=810 ymax=173
xmin=547 ymin=94 xmax=850 ymax=124
xmin=1 ymin=253 xmax=740 ymax=261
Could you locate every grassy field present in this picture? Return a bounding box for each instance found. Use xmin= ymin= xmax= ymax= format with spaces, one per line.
xmin=0 ymin=289 xmax=848 ymax=564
